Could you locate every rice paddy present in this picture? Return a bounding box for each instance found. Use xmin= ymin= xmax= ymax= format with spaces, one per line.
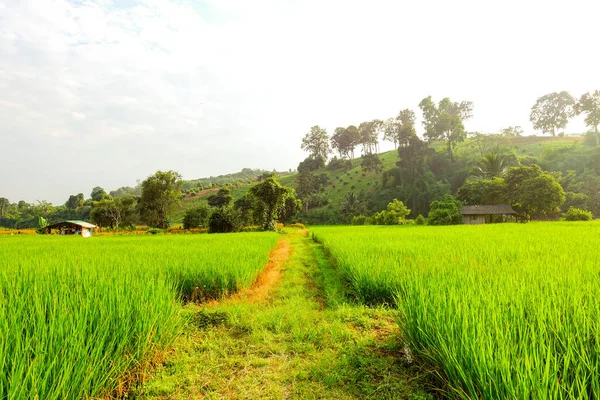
xmin=311 ymin=222 xmax=600 ymax=398
xmin=0 ymin=232 xmax=279 ymax=399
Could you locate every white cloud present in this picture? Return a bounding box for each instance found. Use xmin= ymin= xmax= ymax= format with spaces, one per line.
xmin=0 ymin=0 xmax=599 ymax=203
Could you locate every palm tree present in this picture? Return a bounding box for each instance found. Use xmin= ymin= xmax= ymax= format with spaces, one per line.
xmin=476 ymin=152 xmax=507 ymax=179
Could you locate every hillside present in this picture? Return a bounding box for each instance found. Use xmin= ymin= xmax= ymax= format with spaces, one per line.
xmin=173 ymin=135 xmax=599 ymax=224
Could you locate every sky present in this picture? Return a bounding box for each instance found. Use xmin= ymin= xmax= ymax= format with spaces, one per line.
xmin=1 ymin=0 xmax=599 ymax=204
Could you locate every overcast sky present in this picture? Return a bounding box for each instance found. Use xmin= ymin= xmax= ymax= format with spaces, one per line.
xmin=1 ymin=0 xmax=599 ymax=204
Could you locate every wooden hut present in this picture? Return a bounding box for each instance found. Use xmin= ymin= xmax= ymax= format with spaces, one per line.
xmin=461 ymin=205 xmax=522 ymax=224
xmin=45 ymin=220 xmax=98 ymax=237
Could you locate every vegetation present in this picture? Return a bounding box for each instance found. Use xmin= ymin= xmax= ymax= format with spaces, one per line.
xmin=312 ymin=222 xmax=600 ymax=398
xmin=0 ymin=232 xmax=279 ymax=398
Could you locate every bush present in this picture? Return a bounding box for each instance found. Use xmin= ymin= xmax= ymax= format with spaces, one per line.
xmin=415 ymin=214 xmax=426 ymax=225
xmin=208 ymin=207 xmax=242 ymax=233
xmin=351 ymin=215 xmax=368 ymax=225
xmin=146 ymin=228 xmax=163 ymax=234
xmin=562 ymin=207 xmax=593 ymax=221
xmin=428 ymin=195 xmax=463 ymax=226
xmin=327 ymin=157 xmax=346 ymax=170
xmin=298 ymin=157 xmax=325 ymax=172
xmin=183 ymin=205 xmax=210 ymax=229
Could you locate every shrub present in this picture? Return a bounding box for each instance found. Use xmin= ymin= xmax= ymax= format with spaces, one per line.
xmin=146 ymin=228 xmax=163 ymax=234
xmin=351 ymin=215 xmax=368 ymax=225
xmin=208 ymin=207 xmax=242 ymax=233
xmin=415 ymin=214 xmax=426 ymax=225
xmin=327 ymin=157 xmax=345 ymax=170
xmin=428 ymin=195 xmax=463 ymax=226
xmin=562 ymin=207 xmax=593 ymax=221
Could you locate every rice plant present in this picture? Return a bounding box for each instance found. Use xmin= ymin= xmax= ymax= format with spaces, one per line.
xmin=312 ymin=222 xmax=600 ymax=398
xmin=0 ymin=232 xmax=279 ymax=399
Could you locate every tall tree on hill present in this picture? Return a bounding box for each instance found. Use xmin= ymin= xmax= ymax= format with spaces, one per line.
xmin=359 ymin=121 xmax=380 ymax=154
xmin=574 ymin=90 xmax=600 ymax=146
xmin=383 ymin=118 xmax=400 ymax=149
xmin=331 ymin=127 xmax=352 ymax=159
xmin=139 ymin=170 xmax=182 ymax=229
xmin=530 ymin=91 xmax=575 ymax=136
xmin=346 ymin=125 xmax=361 ymax=159
xmin=419 ymin=96 xmax=473 ymax=162
xmin=301 ymin=125 xmax=330 ymax=161
xmin=396 ymin=109 xmax=417 ymax=148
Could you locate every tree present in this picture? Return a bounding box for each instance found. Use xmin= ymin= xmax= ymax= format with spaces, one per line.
xmin=383 ymin=118 xmax=400 ymax=149
xmin=500 ymin=126 xmax=524 ymax=137
xmin=208 ymin=207 xmax=242 ymax=233
xmin=396 ymin=109 xmax=417 ymax=148
xmin=183 ymin=205 xmax=210 ymax=229
xmin=340 ymin=192 xmax=367 ymax=223
xmin=91 ymin=196 xmax=136 ymax=231
xmin=427 ymin=194 xmax=463 ymax=225
xmin=574 ymin=90 xmax=600 ymax=146
xmin=65 ymin=193 xmax=85 ymax=210
xmin=278 ymin=191 xmax=302 ymax=224
xmin=358 ymin=121 xmax=380 ymax=154
xmin=419 ymin=96 xmax=473 ymax=162
xmin=530 ymin=91 xmax=575 ymax=136
xmin=361 ymin=153 xmax=383 ymax=184
xmin=0 ymin=198 xmax=9 ymax=219
xmin=476 ymin=152 xmax=507 ymax=178
xmin=139 ymin=170 xmax=182 ymax=229
xmin=90 ymin=186 xmax=110 ymax=202
xmin=250 ymin=176 xmax=292 ymax=231
xmin=301 ymin=125 xmax=330 ymax=160
xmin=457 ymin=178 xmax=507 ymax=205
xmin=504 ymin=165 xmax=565 ymax=218
xmin=207 ymin=188 xmax=233 ymax=208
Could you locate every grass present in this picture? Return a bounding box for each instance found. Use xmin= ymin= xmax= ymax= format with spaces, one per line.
xmin=311 ymin=222 xmax=600 ymax=398
xmin=0 ymin=232 xmax=279 ymax=399
xmin=136 ymin=228 xmax=431 ymax=399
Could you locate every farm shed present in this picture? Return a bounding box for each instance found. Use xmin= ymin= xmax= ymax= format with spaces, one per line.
xmin=461 ymin=205 xmax=522 ymax=224
xmin=45 ymin=220 xmax=98 ymax=237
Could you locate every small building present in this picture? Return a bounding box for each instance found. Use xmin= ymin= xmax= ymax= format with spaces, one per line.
xmin=461 ymin=205 xmax=522 ymax=225
xmin=45 ymin=220 xmax=98 ymax=237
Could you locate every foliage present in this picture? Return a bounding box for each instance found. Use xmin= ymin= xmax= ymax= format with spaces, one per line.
xmin=90 ymin=186 xmax=111 ymax=202
xmin=297 ymin=156 xmax=325 ymax=172
xmin=331 ymin=126 xmax=360 ymax=159
xmin=340 ymin=192 xmax=367 ymax=223
xmin=139 ymin=170 xmax=182 ymax=229
xmin=427 ymin=194 xmax=462 ymax=225
xmin=574 ymin=90 xmax=600 ymax=146
xmin=414 ymin=214 xmax=425 ymax=225
xmin=562 ymin=206 xmax=593 ymax=221
xmin=146 ymin=227 xmax=164 ymax=234
xmin=351 ymin=215 xmax=368 ymax=225
xmin=504 ymin=164 xmax=565 ymax=218
xmin=475 ymin=152 xmax=508 ymax=178
xmin=207 ymin=187 xmax=233 ymax=208
xmin=182 ymin=204 xmax=210 ymax=229
xmin=530 ymin=91 xmax=575 ymax=136
xmin=278 ymin=192 xmax=302 ymax=224
xmin=361 ymin=153 xmax=383 ymax=183
xmin=457 ymin=178 xmax=507 ymax=205
xmin=301 ymin=125 xmax=330 ymax=160
xmin=91 ymin=196 xmax=137 ymax=230
xmin=250 ymin=176 xmax=292 ymax=231
xmin=499 ymin=126 xmax=524 ymax=137
xmin=419 ymin=96 xmax=473 ymax=161
xmin=208 ymin=207 xmax=242 ymax=233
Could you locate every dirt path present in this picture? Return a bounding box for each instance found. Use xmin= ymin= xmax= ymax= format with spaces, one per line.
xmin=134 ymin=229 xmax=430 ymax=399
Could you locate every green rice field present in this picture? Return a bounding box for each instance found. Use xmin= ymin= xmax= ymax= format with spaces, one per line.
xmin=312 ymin=222 xmax=600 ymax=398
xmin=0 ymin=233 xmax=279 ymax=399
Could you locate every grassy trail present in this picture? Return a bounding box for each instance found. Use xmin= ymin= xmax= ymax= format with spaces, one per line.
xmin=135 ymin=229 xmax=430 ymax=399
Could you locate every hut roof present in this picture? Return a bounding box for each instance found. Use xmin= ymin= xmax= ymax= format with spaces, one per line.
xmin=47 ymin=220 xmax=98 ymax=229
xmin=461 ymin=205 xmax=517 ymax=215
